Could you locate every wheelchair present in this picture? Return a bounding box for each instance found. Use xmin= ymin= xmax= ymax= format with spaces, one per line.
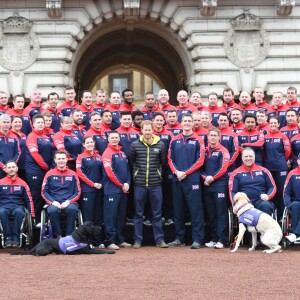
xmin=40 ymin=205 xmax=83 ymax=241
xmin=0 ymin=208 xmax=33 ymax=249
xmin=281 ymin=207 xmax=292 ymax=249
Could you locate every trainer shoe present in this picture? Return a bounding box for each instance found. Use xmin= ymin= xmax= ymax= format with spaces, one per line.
xmin=126 ymin=218 xmax=134 ymax=226
xmin=205 ymin=241 xmax=216 ymax=248
xmin=165 ymin=218 xmax=174 ymax=226
xmin=107 ymin=243 xmax=120 ymax=250
xmin=156 ymin=241 xmax=169 ymax=248
xmin=286 ymin=233 xmax=297 ymax=243
xmin=294 ymin=236 xmax=300 ymax=244
xmin=215 ymin=242 xmax=224 ymax=249
xmin=92 ymin=243 xmax=105 ymax=249
xmin=118 ymin=242 xmax=132 ymax=248
xmin=191 ymin=242 xmax=201 ymax=249
xmin=168 ymin=239 xmax=185 ymax=247
xmin=143 ymin=219 xmax=152 ymax=226
xmin=4 ymin=237 xmax=12 ymax=247
xmin=133 ymin=242 xmax=141 ymax=249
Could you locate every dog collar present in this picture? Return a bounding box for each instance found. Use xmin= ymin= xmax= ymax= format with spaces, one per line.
xmin=236 ymin=202 xmax=249 ymax=214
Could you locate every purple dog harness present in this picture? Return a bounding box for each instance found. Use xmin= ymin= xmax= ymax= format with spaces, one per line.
xmin=239 ymin=208 xmax=263 ymax=229
xmin=58 ymin=236 xmax=88 ymax=254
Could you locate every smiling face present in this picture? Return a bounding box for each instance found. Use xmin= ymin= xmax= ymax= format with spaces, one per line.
xmin=54 ymin=152 xmax=68 ymax=170
xmin=141 ymin=124 xmax=153 ymax=139
xmin=181 ymin=115 xmax=194 ymax=134
xmin=110 ymin=92 xmax=121 ymax=106
xmin=108 ymin=132 xmax=120 ymax=147
xmin=244 ymin=116 xmax=256 ymax=131
xmin=269 ymin=117 xmax=279 ymax=131
xmin=241 ymin=149 xmax=255 ymax=168
xmin=157 ymin=89 xmax=169 ymax=105
xmin=11 ymin=117 xmax=22 ymax=132
xmin=177 ymin=90 xmax=189 ymax=106
xmin=83 ymin=137 xmax=95 ymax=152
xmin=153 ymin=115 xmax=165 ymax=131
xmin=5 ymin=161 xmax=18 ymax=177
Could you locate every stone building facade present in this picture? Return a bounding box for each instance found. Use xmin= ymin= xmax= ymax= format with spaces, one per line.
xmin=0 ymin=0 xmax=299 ymax=103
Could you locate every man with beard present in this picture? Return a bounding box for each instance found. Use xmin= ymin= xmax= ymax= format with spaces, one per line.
xmin=71 ymin=108 xmax=86 ymax=142
xmin=120 ymin=89 xmax=136 ymax=112
xmin=229 ymin=108 xmax=245 ymax=134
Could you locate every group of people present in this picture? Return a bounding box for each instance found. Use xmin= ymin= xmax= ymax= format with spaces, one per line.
xmin=0 ymin=85 xmax=300 ymax=250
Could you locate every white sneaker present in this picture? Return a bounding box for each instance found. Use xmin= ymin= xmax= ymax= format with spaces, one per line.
xmin=286 ymin=233 xmax=296 ymax=243
xmin=205 ymin=241 xmax=216 ymax=248
xmin=107 ymin=243 xmax=120 ymax=250
xmin=215 ymin=242 xmax=224 ymax=249
xmin=294 ymin=236 xmax=300 ymax=244
xmin=35 ymin=222 xmax=41 ymax=228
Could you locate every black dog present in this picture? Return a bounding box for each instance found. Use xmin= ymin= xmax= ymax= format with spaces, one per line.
xmin=11 ymin=221 xmax=115 ymax=256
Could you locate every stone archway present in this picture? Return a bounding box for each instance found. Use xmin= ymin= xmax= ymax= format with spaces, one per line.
xmin=72 ymin=20 xmax=190 ymax=103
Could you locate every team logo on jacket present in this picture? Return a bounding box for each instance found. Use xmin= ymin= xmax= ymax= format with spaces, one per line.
xmin=255 ymin=171 xmax=262 ymax=176
xmin=218 ymin=193 xmax=225 ymax=198
xmin=280 ymin=171 xmax=287 ymax=176
xmin=188 ymin=141 xmax=196 ymax=145
xmin=65 ymin=176 xmax=73 ymax=181
xmin=274 ymin=138 xmax=280 ymax=143
xmin=13 ymin=186 xmax=21 ymax=191
xmin=192 ymin=185 xmax=199 ymax=190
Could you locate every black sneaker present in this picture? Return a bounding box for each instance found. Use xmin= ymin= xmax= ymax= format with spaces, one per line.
xmin=168 ymin=239 xmax=185 ymax=247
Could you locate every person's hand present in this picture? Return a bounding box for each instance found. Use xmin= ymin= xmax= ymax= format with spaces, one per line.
xmin=176 ymin=171 xmax=186 ymax=181
xmin=61 ymin=200 xmax=70 ymax=208
xmin=204 ymin=176 xmax=214 ymax=186
xmin=52 ymin=201 xmax=61 ymax=208
xmin=122 ymin=183 xmax=130 ymax=193
xmin=260 ymin=194 xmax=269 ymax=201
xmin=94 ymin=183 xmax=102 ymax=189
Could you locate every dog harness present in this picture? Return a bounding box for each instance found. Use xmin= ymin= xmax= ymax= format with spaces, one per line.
xmin=239 ymin=208 xmax=263 ymax=229
xmin=58 ymin=236 xmax=88 ymax=254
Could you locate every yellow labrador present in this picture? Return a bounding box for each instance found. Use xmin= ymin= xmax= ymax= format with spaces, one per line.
xmin=231 ymin=192 xmax=282 ymax=254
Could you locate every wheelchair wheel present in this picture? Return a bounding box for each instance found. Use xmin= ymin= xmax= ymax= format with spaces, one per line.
xmin=25 ymin=211 xmax=33 ymax=248
xmin=40 ymin=209 xmax=47 ymax=242
xmin=281 ymin=207 xmax=291 ymax=237
xmin=228 ymin=206 xmax=234 ymax=247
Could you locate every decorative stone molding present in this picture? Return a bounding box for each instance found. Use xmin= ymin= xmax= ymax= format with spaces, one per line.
xmin=46 ymin=0 xmax=62 ymax=18
xmin=124 ymin=0 xmax=140 ymax=19
xmin=201 ymin=0 xmax=217 ymax=17
xmin=277 ymin=0 xmax=295 ymax=16
xmin=0 ymin=13 xmax=39 ymax=71
xmin=224 ymin=10 xmax=269 ymax=69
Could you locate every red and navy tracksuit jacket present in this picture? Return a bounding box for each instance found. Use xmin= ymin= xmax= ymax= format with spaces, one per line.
xmin=168 ymin=132 xmax=205 ymax=182
xmin=165 ymin=122 xmax=183 ymax=136
xmin=85 ymin=127 xmax=108 ymax=155
xmin=286 ymin=99 xmax=300 ymax=115
xmin=280 ymin=123 xmax=299 ymax=140
xmin=57 ymin=101 xmax=79 ymax=117
xmin=42 ymin=107 xmax=63 ymax=133
xmin=230 ymin=122 xmax=245 ymax=134
xmin=93 ymin=103 xmax=107 ymax=114
xmin=238 ymin=128 xmax=264 ymax=165
xmin=153 ymin=127 xmax=174 ymax=152
xmin=53 ymin=128 xmax=82 ymax=162
xmin=176 ymin=103 xmax=197 ymax=123
xmin=254 ymin=101 xmax=272 ymax=113
xmin=268 ymin=103 xmax=289 ymax=129
xmin=25 ymin=129 xmax=53 ymax=174
xmin=222 ymin=101 xmax=240 ymax=114
xmin=120 ymin=103 xmax=136 ymax=112
xmin=78 ymin=103 xmax=94 ymax=130
xmin=263 ymin=129 xmax=291 ymax=171
xmin=102 ymin=144 xmax=131 ymax=195
xmin=219 ymin=126 xmax=239 ymax=167
xmin=116 ymin=126 xmax=140 ymax=155
xmin=43 ymin=127 xmax=55 ymax=140
xmin=76 ymin=149 xmax=103 ymax=193
xmin=283 ymin=167 xmax=300 ymax=206
xmin=229 ymin=164 xmax=277 ymax=204
xmin=41 ymin=167 xmax=81 ymax=204
xmin=0 ymin=175 xmax=35 ymax=217
xmin=7 ymin=130 xmax=26 ymax=170
xmin=206 ymin=106 xmax=227 ymax=127
xmin=6 ymin=108 xmax=32 ymax=135
xmin=200 ymin=144 xmax=230 ymax=191
xmin=140 ymin=106 xmax=164 ymax=121
xmin=193 ymin=127 xmax=208 ymax=146
xmin=0 ymin=132 xmax=20 ymax=171
xmin=290 ymin=133 xmax=300 ymax=169
xmin=23 ymin=103 xmax=41 ymax=120
xmin=238 ymin=103 xmax=258 ymax=116
xmin=72 ymin=124 xmax=86 ymax=142
xmin=258 ymin=123 xmax=271 ymax=135
xmin=159 ymin=103 xmax=176 ymax=116
xmin=107 ymin=104 xmax=121 ymax=130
